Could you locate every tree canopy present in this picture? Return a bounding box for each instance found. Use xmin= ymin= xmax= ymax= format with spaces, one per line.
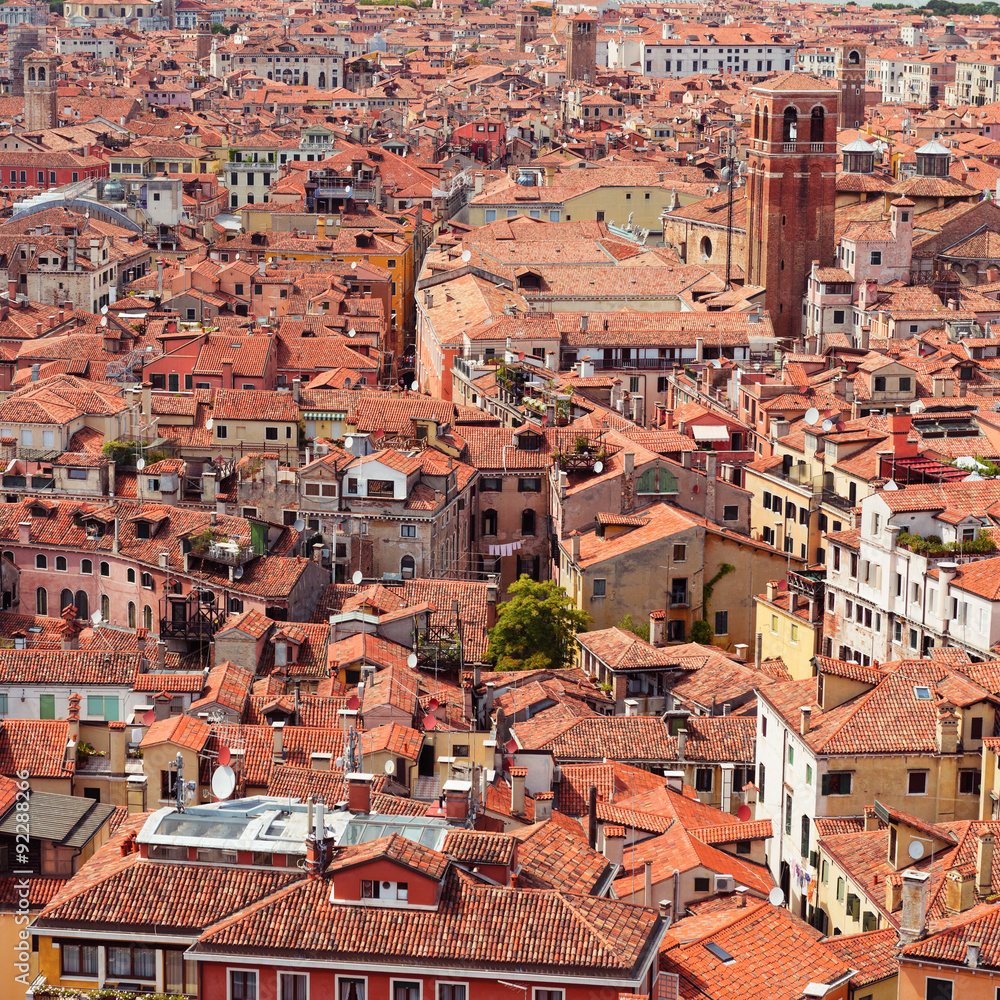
xmin=486 ymin=576 xmax=591 ymax=671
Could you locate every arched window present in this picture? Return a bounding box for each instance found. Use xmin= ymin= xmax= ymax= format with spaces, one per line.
xmin=482 ymin=510 xmax=497 ymax=536
xmin=100 ymin=561 xmax=110 ymax=577
xmin=810 ymin=107 xmax=824 ymax=144
xmin=753 ymin=107 xmax=760 ymax=140
xmin=27 ymin=67 xmax=35 ymax=82
xmin=2 ymin=551 xmax=12 ymax=564
xmin=81 ymin=559 xmax=93 ymax=575
xmin=142 ymin=604 xmax=152 ymax=629
xmin=100 ymin=594 xmax=110 ymax=621
xmin=141 ymin=572 xmax=154 ymax=590
xmin=782 ymin=107 xmax=798 ymax=143
xmin=400 ymin=555 xmax=415 ymax=579
xmin=56 ymin=556 xmax=67 ymax=572
xmin=36 ymin=587 xmax=47 ymax=615
xmin=127 ymin=568 xmax=135 ymax=583
xmin=37 ymin=67 xmax=45 ymax=81
xmin=75 ymin=590 xmax=89 ymax=620
xmin=60 ymin=589 xmax=73 ymax=613
xmin=35 ymin=554 xmax=46 ymax=569
xmin=521 ymin=509 xmax=536 ymax=536
xmin=849 ymin=49 xmax=860 ymax=65
xmin=127 ymin=601 xmax=136 ymax=629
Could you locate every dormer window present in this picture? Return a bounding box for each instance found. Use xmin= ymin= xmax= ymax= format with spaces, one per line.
xmin=914 ymin=685 xmax=932 ymax=701
xmin=361 ymin=879 xmax=408 ymax=900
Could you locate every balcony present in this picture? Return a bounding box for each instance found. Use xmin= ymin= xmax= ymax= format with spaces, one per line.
xmin=229 ymin=160 xmax=275 ymax=170
xmin=204 ymin=540 xmax=256 ymax=566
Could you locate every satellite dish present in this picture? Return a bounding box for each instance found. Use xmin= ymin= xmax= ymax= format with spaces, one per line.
xmin=211 ymin=765 xmax=236 ymax=800
xmin=344 ymin=436 xmax=355 ymax=449
xmin=345 ymin=185 xmax=353 ymax=196
xmin=234 ymin=566 xmax=244 ymax=580
xmin=101 ymin=305 xmax=108 ymax=315
xmin=593 ymin=461 xmax=604 ymax=474
xmin=136 ymin=458 xmax=145 ymax=470
xmin=804 ymin=407 xmax=820 ymax=426
xmin=768 ymin=887 xmax=785 ymax=906
xmin=737 ymin=803 xmax=752 ymax=822
xmin=352 ymin=570 xmax=363 ymax=585
xmin=350 ymin=261 xmax=357 ymax=270
xmin=348 ymin=328 xmax=357 ymax=338
xmin=428 ymin=698 xmax=439 ymax=712
xmin=384 ymin=759 xmax=396 ymax=775
xmin=424 ymin=714 xmax=437 ymax=730
xmin=206 ymin=418 xmax=214 ymax=431
xmin=908 ymin=840 xmax=925 ymax=860
xmin=410 ymin=380 xmax=419 ymax=392
xmin=131 ymin=728 xmax=142 ymax=744
xmin=347 ymin=694 xmax=360 ymax=711
xmin=218 ymin=745 xmax=231 ymax=767
xmin=461 ymin=249 xmax=471 ymax=263
xmin=712 ymin=358 xmax=722 ymax=369
xmin=100 ymin=317 xmax=107 ymax=327
xmin=293 ymin=518 xmax=305 ymax=532
xmin=91 ymin=610 xmax=102 ymax=625
xmin=142 ymin=709 xmax=154 ymax=726
xmin=406 ymin=653 xmax=418 ymax=668
xmin=821 ymin=419 xmax=833 ymax=431
xmin=883 ymin=479 xmax=899 ymax=491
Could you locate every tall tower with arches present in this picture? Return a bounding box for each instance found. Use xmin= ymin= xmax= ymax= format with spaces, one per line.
xmin=744 ymin=73 xmax=839 ymax=345
xmin=23 ymin=50 xmax=57 ymax=132
xmin=835 ymin=43 xmax=867 ymax=129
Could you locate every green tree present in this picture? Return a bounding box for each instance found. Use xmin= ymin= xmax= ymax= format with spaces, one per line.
xmin=487 ymin=576 xmax=591 ymax=671
xmin=690 ymin=619 xmax=714 ymax=645
xmin=616 ymin=613 xmax=650 ymax=641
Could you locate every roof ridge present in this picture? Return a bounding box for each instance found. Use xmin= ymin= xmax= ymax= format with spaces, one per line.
xmin=814 ymin=672 xmax=887 ymax=752
xmin=554 ymin=889 xmax=636 ymax=960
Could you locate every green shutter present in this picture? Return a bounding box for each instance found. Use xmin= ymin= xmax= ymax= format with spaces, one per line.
xmin=251 ymin=521 xmax=266 ymax=555
xmin=87 ymin=695 xmax=104 ymax=718
xmin=39 ymin=694 xmax=55 ymax=720
xmin=104 ymin=696 xmax=119 ymax=722
xmin=821 ymin=774 xmax=830 ymax=795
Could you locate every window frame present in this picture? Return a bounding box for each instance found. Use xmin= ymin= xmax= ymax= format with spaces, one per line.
xmin=227 ymin=968 xmax=259 ymax=1000
xmin=279 ymin=971 xmax=309 ymax=1000
xmin=336 ymin=976 xmax=368 ymax=1000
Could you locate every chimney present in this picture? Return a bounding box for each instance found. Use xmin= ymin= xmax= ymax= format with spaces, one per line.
xmin=644 ymin=858 xmax=653 ymax=906
xmin=603 ymin=825 xmax=625 ymax=866
xmin=946 ymin=867 xmax=976 ymax=914
xmin=347 ymin=773 xmax=373 ymax=814
xmin=800 ymin=706 xmax=812 ymax=735
xmin=272 ymin=720 xmax=285 ymax=763
xmin=126 ymin=774 xmax=148 ymax=815
xmin=755 ymin=631 xmax=763 ymax=671
xmin=898 ymin=869 xmax=931 ymax=944
xmin=222 ymin=358 xmax=234 ymax=389
xmin=310 ymin=752 xmax=333 ymax=771
xmin=533 ymin=791 xmax=553 ymax=822
xmin=17 ymin=521 xmax=29 ymax=544
xmin=664 ymin=770 xmax=684 ymax=794
xmin=978 ymin=829 xmax=994 ymax=895
xmin=156 ymin=641 xmax=167 ymax=670
xmin=968 ymin=942 xmax=982 ymax=969
xmin=935 ymin=703 xmax=959 ymax=754
xmin=154 ymin=691 xmax=171 ymax=722
xmin=510 ymin=765 xmax=527 ymax=817
xmin=677 ymin=728 xmax=687 ymax=761
xmin=444 ymin=779 xmax=471 ymax=822
xmin=292 ymin=377 xmax=301 ymax=403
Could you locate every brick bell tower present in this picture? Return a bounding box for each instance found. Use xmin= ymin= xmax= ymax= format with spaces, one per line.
xmin=835 ymin=43 xmax=867 ymax=129
xmin=515 ymin=6 xmax=538 ymax=52
xmin=744 ymin=73 xmax=839 ymax=346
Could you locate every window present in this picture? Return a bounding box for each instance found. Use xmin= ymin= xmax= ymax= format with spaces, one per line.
xmin=925 ymin=980 xmax=953 ymax=1000
xmin=788 ymin=746 xmax=795 ymax=765
xmin=35 ymin=554 xmax=46 ymax=569
xmin=480 ymin=478 xmax=501 ymax=492
xmin=141 ymin=572 xmax=154 ymax=589
xmin=673 ymin=543 xmax=687 ymax=562
xmin=393 ymin=982 xmax=420 ymax=1000
xmin=367 ymin=480 xmax=395 ymax=498
xmin=482 ymin=511 xmax=497 ymax=536
xmin=907 ymin=770 xmax=928 ymax=795
xmin=771 ymin=615 xmax=779 ymax=634
xmin=671 ymin=578 xmax=688 ymax=606
xmin=339 ymin=979 xmax=366 ymax=1000
xmin=736 ymin=839 xmax=752 ymax=855
xmin=400 ymin=524 xmax=416 ymax=538
xmin=127 ymin=568 xmax=136 ymax=583
xmin=785 ymin=794 xmax=793 ymax=835
xmin=36 ymin=587 xmax=47 ymax=616
xmin=837 ymin=877 xmax=845 ymax=903
xmin=400 ymin=556 xmax=415 ymax=579
xmin=521 ymin=509 xmax=536 ymax=536
xmin=822 ymin=772 xmax=853 ymax=796
xmin=723 ymin=505 xmax=738 ymax=521
xmin=593 ymin=579 xmax=606 ymax=598
xmin=758 ymin=762 xmax=765 ymax=798
xmin=695 ymin=768 xmax=713 ymax=792
xmin=960 ymin=769 xmax=982 ymax=795
xmin=216 ymin=424 xmax=228 ymax=439
xmin=518 ymin=478 xmax=541 ymax=493
xmin=693 ymin=877 xmax=711 ymax=892
xmin=81 ymin=559 xmax=93 ymax=575
xmin=806 ymin=765 xmax=813 ymax=785
xmin=87 ymin=695 xmax=119 ymax=721
xmin=108 ymin=946 xmax=155 ymax=979
xmin=230 ymin=971 xmax=258 ymax=1000
xmin=266 ymin=427 xmax=278 ymax=440
xmin=715 ymin=610 xmax=728 ymax=635
xmin=833 ymin=309 xmax=845 ymax=324
xmin=62 ymin=943 xmax=98 ymax=976
xmin=870 ymin=251 xmax=882 ymax=266
xmin=899 ymin=377 xmax=911 ymax=392
xmin=279 ymin=973 xmax=308 ymax=1000
xmin=439 ymin=987 xmax=466 ymax=1000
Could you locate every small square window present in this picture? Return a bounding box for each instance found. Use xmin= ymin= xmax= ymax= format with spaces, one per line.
xmin=907 ymin=770 xmax=928 ymax=795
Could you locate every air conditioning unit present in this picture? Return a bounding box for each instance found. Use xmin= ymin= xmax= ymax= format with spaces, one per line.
xmin=715 ymin=874 xmax=735 ymax=893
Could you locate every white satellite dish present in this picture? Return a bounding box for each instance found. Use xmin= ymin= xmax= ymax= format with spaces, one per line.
xmin=345 ymin=186 xmax=353 ymax=196
xmin=136 ymin=458 xmax=146 ymax=470
xmin=91 ymin=610 xmax=102 ymax=625
xmin=804 ymin=407 xmax=820 ymax=426
xmin=350 ymin=262 xmax=357 ymax=270
xmin=100 ymin=317 xmax=107 ymax=327
xmin=407 ymin=653 xmax=418 ymax=668
xmin=767 ymin=887 xmax=785 ymax=906
xmin=384 ymin=759 xmax=396 ymax=775
xmin=352 ymin=570 xmax=363 ymax=585
xmin=908 ymin=840 xmax=925 ymax=860
xmin=410 ymin=380 xmax=419 ymax=391
xmin=211 ymin=765 xmax=236 ymax=800
xmin=101 ymin=305 xmax=108 ymax=315
xmin=206 ymin=417 xmax=214 ymax=430
xmin=821 ymin=419 xmax=833 ymax=431
xmin=461 ymin=249 xmax=471 ymax=263
xmin=293 ymin=518 xmax=305 ymax=532
xmin=344 ymin=436 xmax=354 ymax=449
xmin=593 ymin=461 xmax=604 ymax=474
xmin=235 ymin=253 xmax=240 ymax=260
xmin=883 ymin=479 xmax=899 ymax=491
xmin=348 ymin=328 xmax=357 ymax=338
xmin=965 ymin=472 xmax=985 ymax=482
xmin=233 ymin=566 xmax=244 ymax=580
xmin=712 ymin=358 xmax=722 ymax=369
xmin=131 ymin=728 xmax=142 ymax=744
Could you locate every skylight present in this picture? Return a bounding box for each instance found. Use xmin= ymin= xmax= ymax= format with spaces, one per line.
xmin=703 ymin=941 xmax=735 ymax=965
xmin=914 ymin=686 xmax=933 ymax=701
